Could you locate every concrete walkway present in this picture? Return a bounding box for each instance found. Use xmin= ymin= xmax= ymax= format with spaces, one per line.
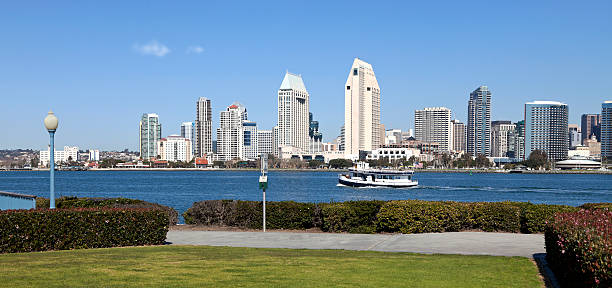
xmin=166 ymin=231 xmax=544 ymax=258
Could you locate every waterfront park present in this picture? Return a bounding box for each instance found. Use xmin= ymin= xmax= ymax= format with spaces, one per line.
xmin=0 ymin=113 xmax=611 ymax=287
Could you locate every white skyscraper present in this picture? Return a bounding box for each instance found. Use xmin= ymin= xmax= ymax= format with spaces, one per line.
xmin=241 ymin=121 xmax=258 ymax=161
xmin=277 ymin=72 xmax=309 ymax=153
xmin=525 ymin=101 xmax=569 ymax=161
xmin=217 ymin=103 xmax=248 ymax=161
xmin=157 ymin=135 xmax=192 ymax=162
xmin=181 ymin=122 xmax=194 ymax=155
xmin=344 ymin=58 xmax=381 ymax=156
xmin=139 ymin=113 xmax=161 ymax=160
xmin=491 ymin=121 xmax=516 ymax=157
xmin=195 ymin=97 xmax=213 ymax=158
xmin=414 ymin=107 xmax=452 ymax=151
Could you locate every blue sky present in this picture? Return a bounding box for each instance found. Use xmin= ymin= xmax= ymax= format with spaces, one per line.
xmin=0 ymin=1 xmax=610 ymax=150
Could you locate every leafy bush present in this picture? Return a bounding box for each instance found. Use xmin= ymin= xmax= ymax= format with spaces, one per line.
xmin=521 ymin=204 xmax=578 ymax=233
xmin=321 ymin=201 xmax=384 ymax=233
xmin=183 ymin=200 xmax=318 ymax=230
xmin=580 ymin=203 xmax=612 ymax=211
xmin=469 ymin=202 xmax=520 ymax=232
xmin=37 ymin=196 xmax=178 ymax=225
xmin=376 ymin=200 xmax=471 ymax=233
xmin=545 ymin=209 xmax=612 ymax=287
xmin=0 ymin=208 xmax=168 ymax=253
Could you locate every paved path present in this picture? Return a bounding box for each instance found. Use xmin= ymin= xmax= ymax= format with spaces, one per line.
xmin=166 ymin=231 xmax=544 ymax=258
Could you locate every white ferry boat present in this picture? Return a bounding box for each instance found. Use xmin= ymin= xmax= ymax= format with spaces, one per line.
xmin=338 ymin=162 xmax=418 ymax=188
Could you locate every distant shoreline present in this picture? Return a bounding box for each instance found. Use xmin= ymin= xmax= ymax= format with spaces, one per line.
xmin=2 ymin=167 xmax=611 ymax=174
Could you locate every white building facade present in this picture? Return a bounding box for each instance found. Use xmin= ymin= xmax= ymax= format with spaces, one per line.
xmin=195 ymin=97 xmax=213 ymax=158
xmin=257 ymin=130 xmax=274 ymax=156
xmin=366 ymin=147 xmax=420 ymax=161
xmin=157 ymin=135 xmax=192 ymax=162
xmin=216 ymin=103 xmax=248 ymax=161
xmin=491 ymin=121 xmax=516 ymax=158
xmin=89 ymin=149 xmax=100 ymax=161
xmin=277 ymin=72 xmax=310 ymax=154
xmin=414 ymin=107 xmax=452 ymax=151
xmin=39 ymin=146 xmax=79 ymax=166
xmin=344 ymin=58 xmax=381 ymax=156
xmin=525 ymin=101 xmax=569 ymax=161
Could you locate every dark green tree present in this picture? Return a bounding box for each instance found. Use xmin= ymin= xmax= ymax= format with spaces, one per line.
xmin=524 ymin=149 xmax=548 ymax=169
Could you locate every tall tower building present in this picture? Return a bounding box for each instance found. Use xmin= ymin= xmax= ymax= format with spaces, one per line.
xmin=451 ymin=120 xmax=466 ymax=153
xmin=414 ymin=107 xmax=452 ymax=151
xmin=568 ymin=124 xmax=581 ymax=148
xmin=195 ymin=97 xmax=213 ymax=157
xmin=491 ymin=121 xmax=516 ymax=157
xmin=277 ymin=72 xmax=310 ymax=152
xmin=139 ymin=113 xmax=161 ymax=160
xmin=217 ymin=102 xmax=248 ymax=161
xmin=581 ymin=114 xmax=601 ymax=144
xmin=601 ymin=101 xmax=612 ymax=160
xmin=467 ymin=86 xmax=492 ymax=156
xmin=344 ymin=58 xmax=381 ymax=156
xmin=181 ymin=122 xmax=194 ymax=154
xmin=309 ymin=112 xmax=323 ymax=153
xmin=524 ymin=101 xmax=569 ymax=161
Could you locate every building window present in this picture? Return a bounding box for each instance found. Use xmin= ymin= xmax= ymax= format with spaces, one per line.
xmin=346 ymin=86 xmax=350 ymax=90
xmin=367 ymin=87 xmax=371 ymax=91
xmin=353 ymin=69 xmax=358 ymax=76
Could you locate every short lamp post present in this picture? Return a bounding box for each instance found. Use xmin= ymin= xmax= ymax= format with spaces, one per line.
xmin=44 ymin=111 xmax=58 ymax=209
xmin=258 ymin=154 xmax=268 ymax=232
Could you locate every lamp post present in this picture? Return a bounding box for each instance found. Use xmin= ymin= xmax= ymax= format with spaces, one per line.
xmin=44 ymin=111 xmax=58 ymax=209
xmin=258 ymin=154 xmax=268 ymax=232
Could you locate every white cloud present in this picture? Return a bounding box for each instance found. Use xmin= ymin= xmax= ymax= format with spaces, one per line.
xmin=133 ymin=40 xmax=171 ymax=57
xmin=186 ymin=45 xmax=204 ymax=54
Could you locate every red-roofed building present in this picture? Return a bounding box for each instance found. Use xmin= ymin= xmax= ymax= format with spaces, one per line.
xmin=195 ymin=157 xmax=208 ymax=168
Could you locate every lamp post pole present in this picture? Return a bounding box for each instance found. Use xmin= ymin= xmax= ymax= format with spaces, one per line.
xmin=49 ymin=129 xmax=55 ymax=209
xmin=258 ymin=154 xmax=268 ymax=232
xmin=44 ymin=110 xmax=59 ymax=209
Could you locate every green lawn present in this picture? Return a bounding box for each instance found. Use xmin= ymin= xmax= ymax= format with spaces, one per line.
xmin=0 ymin=245 xmax=542 ymax=287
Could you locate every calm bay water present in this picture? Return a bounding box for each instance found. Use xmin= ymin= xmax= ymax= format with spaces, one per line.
xmin=1 ymin=171 xmax=611 ymax=222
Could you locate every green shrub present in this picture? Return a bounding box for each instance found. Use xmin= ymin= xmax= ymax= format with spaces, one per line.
xmin=376 ymin=200 xmax=470 ymax=234
xmin=0 ymin=208 xmax=168 ymax=253
xmin=545 ymin=209 xmax=611 ymax=287
xmin=469 ymin=202 xmax=520 ymax=232
xmin=579 ymin=203 xmax=612 ymax=210
xmin=521 ymin=204 xmax=578 ymax=233
xmin=321 ymin=201 xmax=384 ymax=233
xmin=183 ymin=200 xmax=319 ymax=230
xmin=37 ymin=196 xmax=178 ymax=225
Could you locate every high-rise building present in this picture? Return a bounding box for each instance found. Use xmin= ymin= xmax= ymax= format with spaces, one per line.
xmin=581 ymin=114 xmax=601 ymax=144
xmin=467 ymin=86 xmax=492 ymax=156
xmin=181 ymin=122 xmax=194 ymax=155
xmin=216 ymin=102 xmax=248 ymax=161
xmin=344 ymin=58 xmax=381 ymax=156
xmin=491 ymin=121 xmax=516 ymax=157
xmin=139 ymin=113 xmax=161 ymax=160
xmin=451 ymin=120 xmax=466 ymax=153
xmin=257 ymin=130 xmax=274 ymax=156
xmin=195 ymin=97 xmax=213 ymax=157
xmin=157 ymin=135 xmax=192 ymax=162
xmin=241 ymin=121 xmax=258 ymax=161
xmin=309 ymin=112 xmax=323 ymax=153
xmin=414 ymin=107 xmax=452 ymax=151
xmin=601 ymin=101 xmax=612 ymax=160
xmin=277 ymin=72 xmax=309 ymax=152
xmin=568 ymin=124 xmax=581 ymax=149
xmin=524 ymin=101 xmax=569 ymax=161
xmin=514 ymin=120 xmax=525 ymax=160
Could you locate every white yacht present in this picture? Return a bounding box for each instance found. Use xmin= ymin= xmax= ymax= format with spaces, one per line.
xmin=338 ymin=162 xmax=418 ymax=188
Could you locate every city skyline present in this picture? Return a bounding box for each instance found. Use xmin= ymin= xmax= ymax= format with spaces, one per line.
xmin=1 ymin=1 xmax=611 ymax=150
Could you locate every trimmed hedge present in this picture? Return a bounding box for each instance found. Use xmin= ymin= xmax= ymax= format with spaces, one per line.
xmin=184 ymin=200 xmax=318 ymax=230
xmin=321 ymin=201 xmax=384 ymax=233
xmin=37 ymin=196 xmax=179 ymax=226
xmin=545 ymin=209 xmax=611 ymax=287
xmin=184 ymin=199 xmax=610 ymax=234
xmin=0 ymin=208 xmax=169 ymax=253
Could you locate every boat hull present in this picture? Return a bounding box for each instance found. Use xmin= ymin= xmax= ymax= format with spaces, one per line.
xmin=338 ymin=176 xmax=418 ymax=188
